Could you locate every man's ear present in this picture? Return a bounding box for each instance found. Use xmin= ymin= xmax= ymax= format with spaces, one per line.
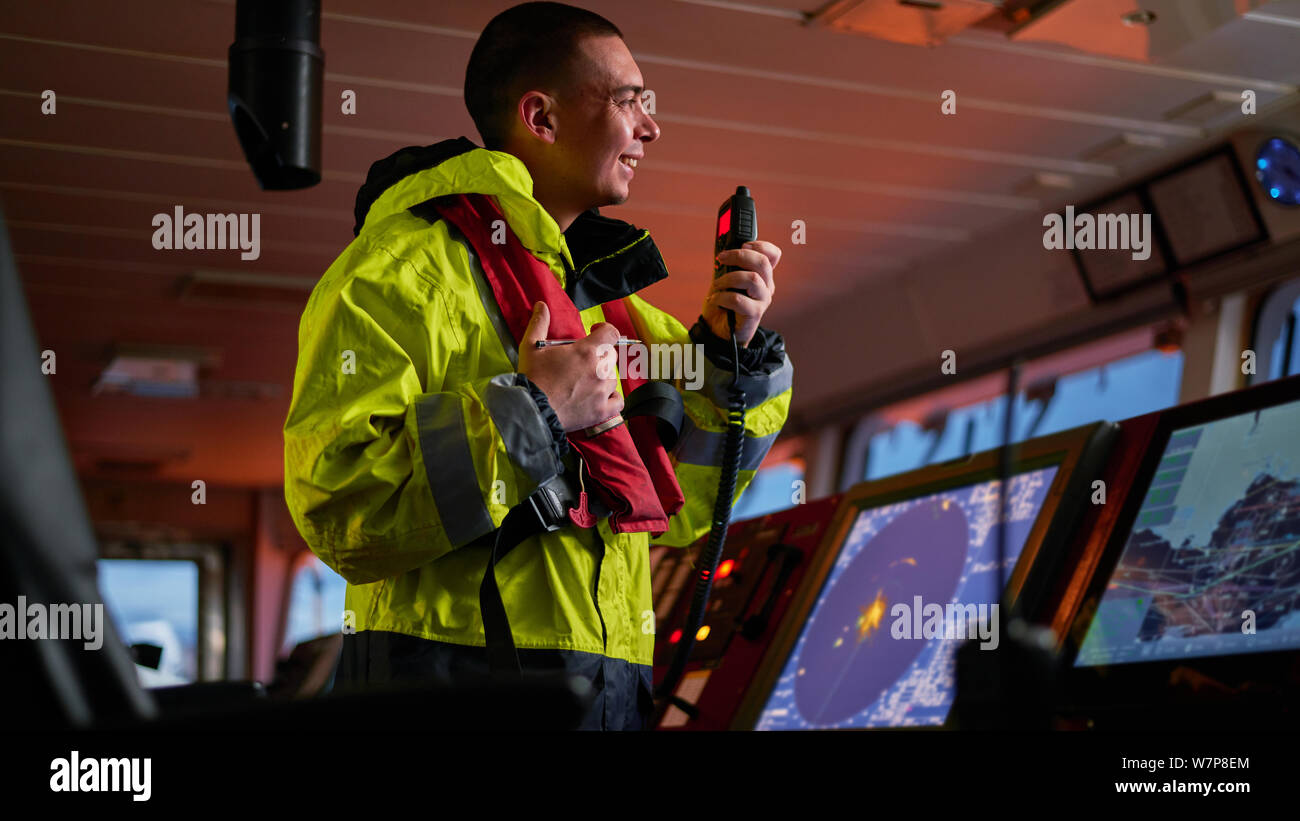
xmin=518 ymin=91 xmax=557 ymax=145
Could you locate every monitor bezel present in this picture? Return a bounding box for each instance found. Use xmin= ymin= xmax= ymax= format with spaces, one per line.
xmin=1061 ymin=374 xmax=1300 ymax=707
xmin=732 ymin=421 xmax=1115 ymax=730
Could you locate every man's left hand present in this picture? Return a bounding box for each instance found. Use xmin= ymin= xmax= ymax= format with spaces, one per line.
xmin=702 ymin=240 xmax=780 ymax=347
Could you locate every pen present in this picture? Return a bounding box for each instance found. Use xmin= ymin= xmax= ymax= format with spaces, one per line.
xmin=534 ymin=338 xmax=642 ymax=348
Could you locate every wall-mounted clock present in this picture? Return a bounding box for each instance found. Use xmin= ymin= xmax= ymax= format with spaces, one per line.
xmin=1255 ymin=137 xmax=1300 ymax=207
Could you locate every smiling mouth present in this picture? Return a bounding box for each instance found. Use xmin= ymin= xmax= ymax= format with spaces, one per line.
xmin=618 ymin=156 xmax=639 ymax=169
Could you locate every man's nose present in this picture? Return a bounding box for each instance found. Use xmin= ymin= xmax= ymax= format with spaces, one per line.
xmin=638 ymin=108 xmax=660 ymax=144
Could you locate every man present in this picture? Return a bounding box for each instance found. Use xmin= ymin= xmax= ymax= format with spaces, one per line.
xmin=283 ymin=1 xmax=791 ymax=730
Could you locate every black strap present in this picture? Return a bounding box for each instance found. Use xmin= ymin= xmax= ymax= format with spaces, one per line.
xmin=622 ymin=380 xmax=684 ymax=449
xmin=479 ymin=479 xmax=577 ymax=678
xmin=478 ymin=383 xmax=682 ymax=679
xmin=479 ymin=505 xmax=533 ymax=679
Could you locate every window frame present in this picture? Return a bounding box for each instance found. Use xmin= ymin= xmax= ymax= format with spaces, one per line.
xmin=1249 ymin=278 xmax=1300 ymax=385
xmin=98 ymin=541 xmax=227 ymax=682
xmin=278 ymin=548 xmax=347 ymax=656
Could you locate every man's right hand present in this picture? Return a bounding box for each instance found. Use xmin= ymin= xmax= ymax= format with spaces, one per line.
xmin=518 ymin=302 xmax=624 ymax=432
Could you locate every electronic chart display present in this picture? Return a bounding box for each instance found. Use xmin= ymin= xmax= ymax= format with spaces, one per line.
xmin=755 ymin=465 xmax=1060 ymax=729
xmin=1074 ymin=398 xmax=1300 ymax=667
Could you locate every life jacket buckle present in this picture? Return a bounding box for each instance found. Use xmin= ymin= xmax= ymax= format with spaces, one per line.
xmin=524 ymin=480 xmax=572 ymax=533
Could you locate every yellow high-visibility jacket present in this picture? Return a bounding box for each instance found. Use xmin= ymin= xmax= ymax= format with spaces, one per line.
xmin=283 ymin=138 xmax=791 ymax=714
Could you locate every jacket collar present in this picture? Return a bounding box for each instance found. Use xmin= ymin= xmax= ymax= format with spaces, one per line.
xmin=562 ymin=207 xmax=667 ymax=311
xmin=353 ymin=138 xmax=667 ymax=309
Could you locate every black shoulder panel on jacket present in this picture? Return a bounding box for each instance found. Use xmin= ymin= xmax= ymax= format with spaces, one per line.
xmin=353 ymin=137 xmax=479 ymax=237
xmin=563 ymin=208 xmax=669 ymax=311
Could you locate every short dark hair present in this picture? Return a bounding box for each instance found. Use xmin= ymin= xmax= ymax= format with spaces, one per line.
xmin=465 ymin=2 xmax=623 ymax=151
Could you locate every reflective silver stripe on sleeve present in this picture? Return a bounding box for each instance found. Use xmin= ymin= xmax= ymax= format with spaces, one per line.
xmin=449 ymin=224 xmax=518 ymax=370
xmin=701 ymin=353 xmax=793 ymax=410
xmin=672 ymin=415 xmax=778 ymax=471
xmin=483 ymin=374 xmax=561 ymax=486
xmin=414 ymin=393 xmax=495 ymax=547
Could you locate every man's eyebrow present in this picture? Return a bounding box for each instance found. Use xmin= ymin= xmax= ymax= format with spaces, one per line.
xmin=612 ymin=85 xmax=644 ymax=96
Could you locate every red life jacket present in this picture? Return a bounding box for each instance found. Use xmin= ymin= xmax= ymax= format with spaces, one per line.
xmin=423 ymin=193 xmax=685 ymax=535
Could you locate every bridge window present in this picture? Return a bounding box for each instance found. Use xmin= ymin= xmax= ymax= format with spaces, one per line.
xmin=731 ymin=460 xmax=806 ymax=520
xmin=282 ymin=555 xmax=347 ymax=654
xmin=863 ymin=346 xmax=1184 ymax=482
xmin=1253 ymin=281 xmax=1300 ymax=383
xmin=98 ymin=558 xmax=199 ymax=686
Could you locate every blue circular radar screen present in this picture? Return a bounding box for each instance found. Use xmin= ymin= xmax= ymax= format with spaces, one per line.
xmin=792 ymin=500 xmax=968 ymax=725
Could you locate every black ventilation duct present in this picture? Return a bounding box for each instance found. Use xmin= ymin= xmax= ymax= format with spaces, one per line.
xmin=227 ymin=0 xmax=323 ymax=190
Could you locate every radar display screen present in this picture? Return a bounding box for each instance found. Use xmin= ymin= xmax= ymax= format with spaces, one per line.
xmin=1074 ymin=399 xmax=1300 ymax=667
xmin=755 ymin=466 xmax=1059 ymax=729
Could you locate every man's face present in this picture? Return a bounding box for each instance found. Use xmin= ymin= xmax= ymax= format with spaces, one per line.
xmin=545 ymin=35 xmax=660 ymax=212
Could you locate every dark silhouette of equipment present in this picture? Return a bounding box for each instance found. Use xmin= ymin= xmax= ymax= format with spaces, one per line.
xmin=0 ymin=205 xmax=157 ymax=729
xmin=228 ymin=0 xmax=323 ymax=189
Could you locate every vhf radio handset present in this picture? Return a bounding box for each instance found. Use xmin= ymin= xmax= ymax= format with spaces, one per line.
xmin=713 ymin=185 xmax=757 ymax=334
xmin=654 ymin=186 xmax=756 ymax=718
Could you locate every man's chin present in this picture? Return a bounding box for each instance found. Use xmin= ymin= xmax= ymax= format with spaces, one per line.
xmin=601 ymin=187 xmax=630 ymax=207
xmin=579 ymin=185 xmax=629 ymax=214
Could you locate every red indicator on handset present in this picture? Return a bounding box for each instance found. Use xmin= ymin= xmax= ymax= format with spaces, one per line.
xmin=718 ymin=208 xmax=731 ymax=238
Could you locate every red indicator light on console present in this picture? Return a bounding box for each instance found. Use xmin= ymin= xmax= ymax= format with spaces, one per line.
xmin=669 ymin=629 xmax=682 ymax=644
xmin=716 ymin=559 xmax=735 ymax=579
